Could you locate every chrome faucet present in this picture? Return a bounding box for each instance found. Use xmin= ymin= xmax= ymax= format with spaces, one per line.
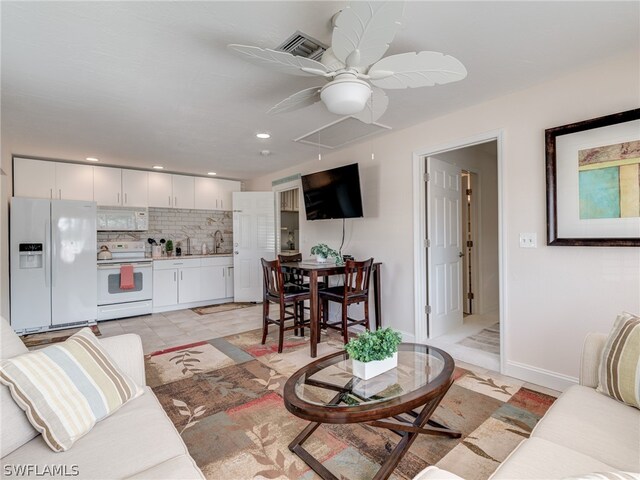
xmin=213 ymin=230 xmax=223 ymax=254
xmin=186 ymin=237 xmax=191 ymax=256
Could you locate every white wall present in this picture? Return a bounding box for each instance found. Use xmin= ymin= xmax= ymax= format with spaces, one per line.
xmin=247 ymin=52 xmax=640 ymax=389
xmin=433 ymin=143 xmax=499 ymax=315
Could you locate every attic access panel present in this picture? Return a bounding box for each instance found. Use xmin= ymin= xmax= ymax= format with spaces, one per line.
xmin=294 ymin=117 xmax=392 ymax=149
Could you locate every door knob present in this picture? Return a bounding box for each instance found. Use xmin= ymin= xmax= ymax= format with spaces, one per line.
xmin=234 ymin=251 xmax=239 ymax=255
xmin=458 ymin=252 xmax=464 ymax=258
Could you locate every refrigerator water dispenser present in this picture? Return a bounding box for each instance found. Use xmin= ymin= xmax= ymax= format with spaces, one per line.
xmin=18 ymin=243 xmax=43 ymax=269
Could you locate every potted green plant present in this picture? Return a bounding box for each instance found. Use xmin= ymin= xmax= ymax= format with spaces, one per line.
xmin=165 ymin=239 xmax=174 ymax=257
xmin=345 ymin=328 xmax=403 ymax=380
xmin=310 ymin=243 xmax=343 ymax=265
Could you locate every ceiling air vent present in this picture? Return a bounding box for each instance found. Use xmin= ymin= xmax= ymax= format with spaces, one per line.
xmin=294 ymin=117 xmax=392 ymax=150
xmin=275 ymin=31 xmax=328 ymax=61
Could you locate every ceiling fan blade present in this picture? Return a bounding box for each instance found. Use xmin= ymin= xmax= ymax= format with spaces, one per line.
xmin=228 ymin=44 xmax=330 ymax=77
xmin=268 ymin=87 xmax=322 ymax=115
xmin=368 ymin=51 xmax=467 ymax=89
xmin=332 ymin=2 xmax=404 ymax=69
xmin=350 ymin=87 xmax=388 ymax=124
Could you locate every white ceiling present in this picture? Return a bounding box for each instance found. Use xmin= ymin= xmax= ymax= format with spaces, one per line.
xmin=2 ymin=1 xmax=638 ymax=180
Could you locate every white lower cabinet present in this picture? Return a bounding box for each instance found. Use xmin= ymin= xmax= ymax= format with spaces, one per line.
xmin=178 ymin=267 xmax=201 ymax=304
xmin=225 ymin=266 xmax=234 ymax=298
xmin=153 ymin=256 xmax=233 ymax=311
xmin=152 ymin=268 xmax=179 ymax=307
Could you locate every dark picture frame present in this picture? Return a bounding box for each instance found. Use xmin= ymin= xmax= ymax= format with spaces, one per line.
xmin=545 ymin=108 xmax=640 ymax=246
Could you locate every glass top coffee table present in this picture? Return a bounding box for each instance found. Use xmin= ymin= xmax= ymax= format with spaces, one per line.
xmin=283 ymin=343 xmax=461 ymax=480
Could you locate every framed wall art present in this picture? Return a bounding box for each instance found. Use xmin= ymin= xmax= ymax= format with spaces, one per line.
xmin=546 ymin=108 xmax=640 ymax=246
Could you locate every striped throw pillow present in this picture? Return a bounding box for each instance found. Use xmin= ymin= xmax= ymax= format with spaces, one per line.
xmin=597 ymin=312 xmax=640 ymax=410
xmin=0 ymin=328 xmax=143 ymax=452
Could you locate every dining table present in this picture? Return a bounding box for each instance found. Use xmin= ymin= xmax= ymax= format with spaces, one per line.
xmin=280 ymin=260 xmax=382 ymax=357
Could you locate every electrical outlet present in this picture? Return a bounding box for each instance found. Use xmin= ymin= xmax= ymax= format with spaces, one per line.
xmin=519 ymin=233 xmax=537 ymax=248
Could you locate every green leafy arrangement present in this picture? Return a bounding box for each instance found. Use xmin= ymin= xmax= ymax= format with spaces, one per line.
xmin=345 ymin=328 xmax=402 ymax=363
xmin=310 ymin=243 xmax=343 ymax=265
xmin=165 ymin=240 xmax=173 ymax=252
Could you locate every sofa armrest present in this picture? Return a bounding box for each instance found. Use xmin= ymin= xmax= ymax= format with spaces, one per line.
xmin=413 ymin=467 xmax=465 ymax=480
xmin=99 ymin=334 xmax=146 ymax=387
xmin=580 ymin=332 xmax=607 ymax=388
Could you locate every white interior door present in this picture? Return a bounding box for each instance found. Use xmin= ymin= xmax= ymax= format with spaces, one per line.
xmin=233 ymin=192 xmax=275 ymax=302
xmin=427 ymin=157 xmax=463 ymax=338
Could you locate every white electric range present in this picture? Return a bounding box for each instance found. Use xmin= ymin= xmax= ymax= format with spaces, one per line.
xmin=97 ymin=241 xmax=153 ymax=320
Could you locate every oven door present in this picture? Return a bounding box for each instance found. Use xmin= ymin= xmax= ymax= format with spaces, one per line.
xmin=97 ymin=262 xmax=153 ymax=305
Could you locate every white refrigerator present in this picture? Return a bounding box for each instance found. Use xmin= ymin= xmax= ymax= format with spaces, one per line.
xmin=10 ymin=197 xmax=97 ymax=333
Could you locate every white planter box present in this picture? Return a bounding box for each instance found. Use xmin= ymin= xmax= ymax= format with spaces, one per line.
xmin=351 ymin=352 xmax=398 ymax=380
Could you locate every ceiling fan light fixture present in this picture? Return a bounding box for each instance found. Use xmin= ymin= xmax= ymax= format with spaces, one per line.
xmin=320 ymin=77 xmax=371 ymax=116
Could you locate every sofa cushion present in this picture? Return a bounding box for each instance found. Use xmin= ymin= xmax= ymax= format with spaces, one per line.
xmin=597 ymin=312 xmax=640 ymax=410
xmin=2 ymin=387 xmax=198 ymax=479
xmin=0 ymin=327 xmax=142 ymax=452
xmin=0 ymin=317 xmax=38 ymax=457
xmin=125 ymin=455 xmax=204 ymax=480
xmin=490 ymin=437 xmax=616 ymax=479
xmin=531 ymin=385 xmax=640 ymax=472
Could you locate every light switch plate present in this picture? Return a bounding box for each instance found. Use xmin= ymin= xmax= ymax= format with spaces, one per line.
xmin=519 ymin=233 xmax=537 ymax=248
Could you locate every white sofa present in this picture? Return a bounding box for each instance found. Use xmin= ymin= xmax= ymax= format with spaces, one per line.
xmin=417 ymin=333 xmax=640 ymax=479
xmin=0 ymin=318 xmax=204 ymax=479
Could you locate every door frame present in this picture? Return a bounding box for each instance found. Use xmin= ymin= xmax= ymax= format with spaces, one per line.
xmin=412 ymin=130 xmax=506 ymax=373
xmin=272 ymin=178 xmax=303 ymax=255
xmin=460 ymin=169 xmax=482 ymax=316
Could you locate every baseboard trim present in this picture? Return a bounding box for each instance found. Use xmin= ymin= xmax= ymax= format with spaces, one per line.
xmin=398 ymin=329 xmax=416 ymax=343
xmin=152 ymin=297 xmax=234 ymax=314
xmin=505 ymin=360 xmax=578 ymax=392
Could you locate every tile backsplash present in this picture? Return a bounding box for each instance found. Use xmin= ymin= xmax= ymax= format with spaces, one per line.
xmin=97 ymin=207 xmax=233 ymax=255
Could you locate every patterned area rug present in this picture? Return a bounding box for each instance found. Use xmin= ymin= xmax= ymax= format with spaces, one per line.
xmin=457 ymin=323 xmax=500 ymax=355
xmin=21 ymin=324 xmax=101 ymax=348
xmin=191 ymin=302 xmax=255 ymax=316
xmin=146 ymin=328 xmax=554 ymax=480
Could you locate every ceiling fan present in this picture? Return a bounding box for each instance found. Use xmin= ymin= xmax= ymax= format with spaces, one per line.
xmin=228 ymin=2 xmax=467 ymax=124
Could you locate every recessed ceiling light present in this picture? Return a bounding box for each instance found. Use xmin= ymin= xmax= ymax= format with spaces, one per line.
xmin=152 ymin=165 xmax=164 ymax=170
xmin=85 ymin=157 xmax=99 ymax=162
xmin=260 ymin=150 xmax=271 ymax=156
xmin=256 ymin=133 xmax=271 ymax=139
xmin=207 ymin=172 xmax=217 ymax=176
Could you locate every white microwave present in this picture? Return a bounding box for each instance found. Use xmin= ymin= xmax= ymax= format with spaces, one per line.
xmin=97 ymin=206 xmax=148 ymax=231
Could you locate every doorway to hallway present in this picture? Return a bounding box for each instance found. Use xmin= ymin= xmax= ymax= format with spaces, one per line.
xmin=417 ymin=138 xmax=502 ymax=371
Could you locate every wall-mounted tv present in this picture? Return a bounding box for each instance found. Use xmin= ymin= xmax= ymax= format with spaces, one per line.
xmin=301 ymin=163 xmax=364 ymax=220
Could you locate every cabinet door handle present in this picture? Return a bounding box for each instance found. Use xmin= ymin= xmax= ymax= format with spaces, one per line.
xmin=220 ymin=199 xmax=223 ymax=209
xmin=168 ymin=195 xmax=171 ymax=206
xmin=180 ymin=270 xmax=183 ymax=281
xmin=50 ymin=188 xmax=53 ymax=199
xmin=175 ymin=196 xmax=178 ymax=207
xmin=117 ymin=192 xmax=120 ymax=204
xmin=124 ymin=193 xmax=128 ymax=204
xmin=174 ymin=271 xmax=177 ymax=282
xmin=58 ymin=189 xmax=62 ymax=199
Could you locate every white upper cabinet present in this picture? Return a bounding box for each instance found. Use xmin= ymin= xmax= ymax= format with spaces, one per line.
xmin=217 ymin=179 xmax=241 ymax=211
xmin=148 ymin=172 xmax=173 ymax=208
xmin=55 ymin=162 xmax=94 ymax=201
xmin=13 ymin=158 xmax=56 ymax=199
xmin=148 ymin=173 xmax=194 ymax=209
xmin=194 ymin=177 xmax=241 ymax=211
xmin=14 ymin=158 xmax=93 ymax=201
xmin=171 ymin=175 xmax=194 ymax=209
xmin=194 ymin=177 xmax=220 ymax=210
xmin=122 ymin=170 xmax=148 ymax=207
xmin=93 ymin=166 xmax=122 ymax=206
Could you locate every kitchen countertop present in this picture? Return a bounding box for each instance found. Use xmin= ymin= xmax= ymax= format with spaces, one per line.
xmin=152 ymin=253 xmax=233 ymax=260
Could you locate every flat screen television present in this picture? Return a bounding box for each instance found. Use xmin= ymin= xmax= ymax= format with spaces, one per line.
xmin=301 ymin=163 xmax=364 ymax=220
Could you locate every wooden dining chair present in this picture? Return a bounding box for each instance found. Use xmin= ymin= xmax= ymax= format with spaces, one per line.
xmin=261 ymin=258 xmax=311 ymax=353
xmin=319 ymin=258 xmax=374 ymax=345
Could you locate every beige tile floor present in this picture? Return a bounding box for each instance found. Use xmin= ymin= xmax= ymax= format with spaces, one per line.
xmin=99 ymin=304 xmax=266 ymax=354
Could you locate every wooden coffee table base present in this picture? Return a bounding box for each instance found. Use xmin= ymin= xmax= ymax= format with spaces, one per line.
xmin=288 ymin=390 xmax=461 ymax=480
